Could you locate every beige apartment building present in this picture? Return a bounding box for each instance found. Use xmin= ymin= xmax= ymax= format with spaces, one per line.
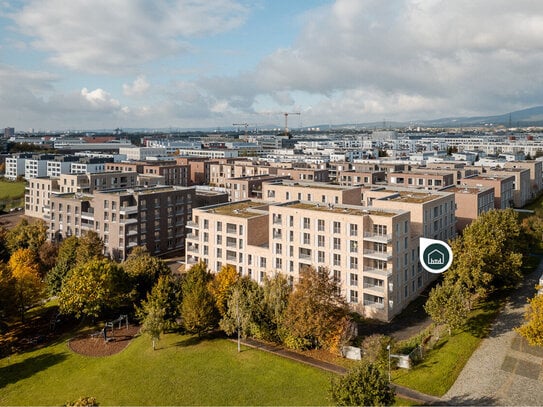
xmin=209 ymin=159 xmax=272 ymax=187
xmin=261 ymin=180 xmax=362 ymax=206
xmin=25 ymin=177 xmax=59 ymax=219
xmin=186 ymin=198 xmax=433 ymax=322
xmin=448 ymin=186 xmax=495 ymax=232
xmin=275 ymin=167 xmax=330 ymax=182
xmin=504 ymin=160 xmax=543 ymax=200
xmin=50 ymin=185 xmax=196 ymax=260
xmin=387 ymin=170 xmax=455 ymax=190
xmin=461 ymin=174 xmax=515 ymax=209
xmin=336 ymin=170 xmax=386 ymax=186
xmin=226 ymin=175 xmax=289 ymax=201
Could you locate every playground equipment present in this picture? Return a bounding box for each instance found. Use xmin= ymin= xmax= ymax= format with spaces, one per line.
xmin=92 ymin=315 xmax=129 ymax=342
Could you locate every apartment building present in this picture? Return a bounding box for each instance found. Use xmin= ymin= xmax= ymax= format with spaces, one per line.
xmin=24 ymin=177 xmax=59 ymax=219
xmin=448 ymin=186 xmax=495 ymax=232
xmin=275 ymin=167 xmax=330 ymax=182
xmin=461 ymin=175 xmax=515 ymax=209
xmin=226 ymin=175 xmax=289 ymax=201
xmin=387 ymin=170 xmax=455 ymax=190
xmin=209 ymin=159 xmax=272 ymax=187
xmin=482 ymin=167 xmax=531 ymax=208
xmin=175 ymin=157 xmax=212 ymax=185
xmin=337 ymin=170 xmax=387 ymax=186
xmin=186 ymin=199 xmax=431 ymax=322
xmin=504 ymin=160 xmax=543 ymax=201
xmin=362 ymin=187 xmax=456 ymax=242
xmin=261 ymin=180 xmax=362 ymax=206
xmin=49 ymin=185 xmax=196 ymax=260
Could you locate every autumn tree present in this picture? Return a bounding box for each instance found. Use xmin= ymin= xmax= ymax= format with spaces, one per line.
xmin=424 ymin=282 xmax=471 ymax=335
xmin=58 ymin=259 xmax=129 ymax=320
xmin=9 ymin=248 xmax=45 ymax=321
xmin=180 ymin=262 xmax=219 ymax=335
xmin=208 ymin=264 xmax=239 ymax=316
xmin=122 ymin=246 xmax=171 ymax=304
xmin=280 ymin=267 xmax=351 ymax=352
xmin=329 ymin=361 xmax=395 ymax=406
xmin=5 ymin=219 xmax=47 ymax=256
xmin=38 ymin=241 xmax=59 ymax=272
xmin=446 ymin=209 xmax=524 ymax=300
xmin=0 ymin=262 xmax=16 ymax=319
xmin=75 ymin=231 xmax=104 ymax=265
xmin=521 ymin=215 xmax=543 ymax=250
xmin=516 ymin=289 xmax=543 ymax=346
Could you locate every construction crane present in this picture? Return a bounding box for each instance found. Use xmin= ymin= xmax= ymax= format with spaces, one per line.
xmin=232 ymin=122 xmax=249 ymax=141
xmin=283 ymin=112 xmax=301 ymax=138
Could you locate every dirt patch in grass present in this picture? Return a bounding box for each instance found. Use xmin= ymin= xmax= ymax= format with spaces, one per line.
xmin=68 ymin=324 xmax=140 ymax=357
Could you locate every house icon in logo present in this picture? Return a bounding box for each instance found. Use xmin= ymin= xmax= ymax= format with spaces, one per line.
xmin=427 ymin=248 xmax=445 ymax=266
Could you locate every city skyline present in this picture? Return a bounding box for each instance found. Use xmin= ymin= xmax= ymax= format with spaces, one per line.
xmin=1 ymin=0 xmax=543 ymax=131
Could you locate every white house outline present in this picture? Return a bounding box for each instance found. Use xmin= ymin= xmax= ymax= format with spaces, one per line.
xmin=427 ymin=248 xmax=445 ymax=266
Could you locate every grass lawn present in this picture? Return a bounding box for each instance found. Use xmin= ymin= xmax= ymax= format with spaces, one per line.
xmin=391 ymin=297 xmax=503 ymax=396
xmin=0 ymin=180 xmax=25 ymax=200
xmin=0 ymin=331 xmax=334 ymax=406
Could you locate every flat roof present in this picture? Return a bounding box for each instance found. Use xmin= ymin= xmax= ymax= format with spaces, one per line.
xmin=286 ymin=202 xmax=398 ymax=217
xmin=206 ymin=201 xmax=268 ymax=218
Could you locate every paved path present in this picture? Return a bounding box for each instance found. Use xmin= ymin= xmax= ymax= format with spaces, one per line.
xmin=443 ymin=261 xmax=543 ymax=406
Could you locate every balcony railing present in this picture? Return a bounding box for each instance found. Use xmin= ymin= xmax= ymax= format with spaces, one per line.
xmin=364 ymin=300 xmax=385 ymax=310
xmin=119 ymin=205 xmax=138 ymax=215
xmin=363 ymin=232 xmax=392 ymax=243
xmin=363 ymin=250 xmax=392 ymax=261
xmin=363 ymin=267 xmax=392 ymax=277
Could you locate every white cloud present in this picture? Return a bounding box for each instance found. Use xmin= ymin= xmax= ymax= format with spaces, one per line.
xmin=11 ymin=0 xmax=250 ymax=74
xmin=123 ymin=75 xmax=150 ymax=97
xmin=201 ymin=0 xmax=543 ymax=122
xmin=81 ymin=88 xmax=120 ymax=109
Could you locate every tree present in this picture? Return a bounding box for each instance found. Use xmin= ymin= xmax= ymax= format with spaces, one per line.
xmin=262 ymin=273 xmax=291 ymax=341
xmin=137 ymin=274 xmax=182 ymax=332
xmin=46 ymin=236 xmax=79 ymax=295
xmin=424 ymin=282 xmax=471 ymax=335
xmin=360 ymin=334 xmax=393 ymax=372
xmin=58 ymin=259 xmax=129 ymax=320
xmin=38 ymin=241 xmax=59 ymax=272
xmin=219 ymin=277 xmax=265 ymax=347
xmin=516 ymin=290 xmax=543 ymax=346
xmin=280 ymin=267 xmax=351 ymax=353
xmin=0 ymin=262 xmax=16 ymax=320
xmin=180 ymin=262 xmax=219 ymax=335
xmin=446 ymin=209 xmax=524 ymax=300
xmin=208 ymin=264 xmax=239 ymax=316
xmin=5 ymin=219 xmax=47 ymax=256
xmin=139 ymin=301 xmax=166 ymax=350
xmin=123 ymin=246 xmax=170 ymax=304
xmin=329 ymin=361 xmax=395 ymax=406
xmin=9 ymin=248 xmax=45 ymax=321
xmin=76 ymin=231 xmax=104 ymax=265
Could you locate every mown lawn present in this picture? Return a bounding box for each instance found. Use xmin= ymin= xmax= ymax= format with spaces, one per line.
xmin=391 ymin=297 xmax=503 ymax=396
xmin=0 ymin=332 xmax=334 ymax=406
xmin=0 ymin=180 xmax=25 ymax=200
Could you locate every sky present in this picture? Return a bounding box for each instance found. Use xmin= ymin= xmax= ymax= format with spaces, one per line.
xmin=1 ymin=0 xmax=543 ymax=132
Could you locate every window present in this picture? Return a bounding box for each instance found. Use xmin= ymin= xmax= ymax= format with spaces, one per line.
xmin=350 ymin=273 xmax=358 ymax=286
xmin=318 ymin=219 xmax=325 ymax=231
xmin=333 ymin=270 xmax=341 ymax=282
xmin=303 ymin=217 xmax=310 ymax=229
xmin=216 ymin=221 xmax=222 ymax=231
xmin=333 ymin=221 xmax=341 ymax=234
xmin=216 ymin=234 xmax=221 ymax=244
xmin=260 ymin=257 xmax=267 ymax=268
xmin=373 ymin=224 xmax=387 ymax=235
xmin=333 ymin=254 xmax=341 ymax=266
xmin=303 ymin=233 xmax=310 ymax=245
xmin=275 ymin=243 xmax=282 ymax=255
xmin=275 ymin=258 xmax=282 ymax=269
xmin=350 ymin=224 xmax=358 ymax=236
xmin=318 ymin=251 xmax=325 ymax=263
xmin=350 ymin=290 xmax=358 ymax=303
xmin=350 ymin=240 xmax=358 ymax=253
xmin=349 ymin=257 xmax=358 ymax=270
xmin=333 ymin=237 xmax=341 ymax=250
xmin=216 ymin=248 xmax=222 ymax=258
xmin=317 ymin=235 xmax=325 ymax=247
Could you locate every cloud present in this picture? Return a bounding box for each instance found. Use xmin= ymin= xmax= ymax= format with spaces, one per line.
xmin=11 ymin=0 xmax=250 ymax=74
xmin=81 ymin=88 xmax=120 ymax=109
xmin=200 ymin=0 xmax=543 ymax=122
xmin=123 ymin=75 xmax=150 ymax=97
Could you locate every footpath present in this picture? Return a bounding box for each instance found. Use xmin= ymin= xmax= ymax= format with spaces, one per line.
xmin=235 ymin=259 xmax=543 ymax=406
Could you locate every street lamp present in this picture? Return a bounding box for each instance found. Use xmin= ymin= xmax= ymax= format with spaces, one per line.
xmin=387 ymin=344 xmax=391 ymax=382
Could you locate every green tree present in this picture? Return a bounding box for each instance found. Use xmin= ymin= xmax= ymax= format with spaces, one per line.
xmin=138 ymin=301 xmax=166 ymax=350
xmin=446 ymin=209 xmax=524 ymax=299
xmin=180 ymin=262 xmax=219 ymax=335
xmin=516 ymin=289 xmax=543 ymax=346
xmin=424 ymin=282 xmax=471 ymax=335
xmin=329 ymin=361 xmax=395 ymax=406
xmin=137 ymin=274 xmax=182 ymax=331
xmin=46 ymin=236 xmax=80 ymax=295
xmin=58 ymin=259 xmax=129 ymax=320
xmin=208 ymin=264 xmax=239 ymax=316
xmin=9 ymin=248 xmax=45 ymax=321
xmin=0 ymin=262 xmax=16 ymax=320
xmin=521 ymin=215 xmax=543 ymax=250
xmin=123 ymin=246 xmax=171 ymax=304
xmin=220 ymin=277 xmax=265 ymax=345
xmin=360 ymin=334 xmax=393 ymax=372
xmin=262 ymin=273 xmax=291 ymax=341
xmin=280 ymin=267 xmax=351 ymax=352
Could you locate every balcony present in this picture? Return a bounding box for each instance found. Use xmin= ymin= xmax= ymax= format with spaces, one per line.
xmin=186 ymin=233 xmax=198 ymax=240
xmin=187 ymin=221 xmax=198 ymax=229
xmin=81 ymin=211 xmax=94 ymax=220
xmin=126 ymin=227 xmax=138 ymax=236
xmin=120 ymin=217 xmax=138 ymax=225
xmin=364 ymin=300 xmax=385 ymax=310
xmin=186 ymin=244 xmax=198 ymax=253
xmin=363 ymin=232 xmax=392 ymax=243
xmin=299 ymin=252 xmax=312 ymax=261
xmin=119 ymin=205 xmax=138 ymax=215
xmin=363 ymin=267 xmax=392 ymax=278
xmin=363 ymin=283 xmax=385 ymax=294
xmin=363 ymin=249 xmax=392 ymax=261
